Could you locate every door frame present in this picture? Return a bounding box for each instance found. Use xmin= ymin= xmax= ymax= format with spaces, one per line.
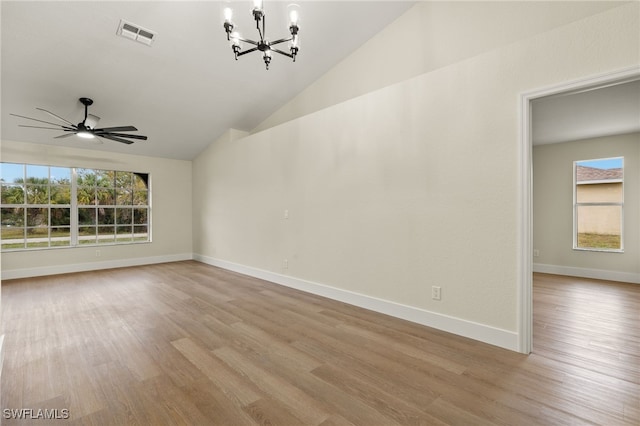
xmin=517 ymin=65 xmax=640 ymax=354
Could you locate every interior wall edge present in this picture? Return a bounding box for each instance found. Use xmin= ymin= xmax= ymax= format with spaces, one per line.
xmin=0 ymin=333 xmax=4 ymax=381
xmin=193 ymin=254 xmax=519 ymax=352
xmin=533 ymin=263 xmax=640 ymax=284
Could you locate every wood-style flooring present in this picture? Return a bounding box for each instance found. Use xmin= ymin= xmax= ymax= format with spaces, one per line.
xmin=1 ymin=262 xmax=639 ymax=425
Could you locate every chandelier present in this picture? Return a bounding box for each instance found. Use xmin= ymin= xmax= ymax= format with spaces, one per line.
xmin=223 ymin=1 xmax=300 ymax=70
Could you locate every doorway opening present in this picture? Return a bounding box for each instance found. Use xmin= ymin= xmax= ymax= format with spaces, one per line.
xmin=518 ymin=66 xmax=640 ymax=354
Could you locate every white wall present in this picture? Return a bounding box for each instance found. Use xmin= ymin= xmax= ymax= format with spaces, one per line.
xmin=253 ymin=1 xmax=627 ymax=133
xmin=0 ymin=140 xmax=193 ymax=279
xmin=533 ymin=133 xmax=640 ymax=283
xmin=193 ymin=2 xmax=639 ymax=351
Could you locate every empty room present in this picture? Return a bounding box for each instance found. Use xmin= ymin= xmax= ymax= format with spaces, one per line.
xmin=1 ymin=1 xmax=638 ymax=425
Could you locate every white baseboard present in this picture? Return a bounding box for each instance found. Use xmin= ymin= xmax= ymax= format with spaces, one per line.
xmin=533 ymin=263 xmax=640 ymax=284
xmin=1 ymin=253 xmax=193 ymax=280
xmin=194 ymin=254 xmax=519 ymax=351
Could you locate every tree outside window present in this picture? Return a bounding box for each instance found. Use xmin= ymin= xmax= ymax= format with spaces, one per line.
xmin=1 ymin=163 xmax=150 ymax=250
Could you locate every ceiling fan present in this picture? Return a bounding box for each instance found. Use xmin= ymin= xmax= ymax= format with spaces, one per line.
xmin=10 ymin=97 xmax=147 ymax=145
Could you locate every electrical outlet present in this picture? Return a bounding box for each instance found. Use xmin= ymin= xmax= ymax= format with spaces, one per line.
xmin=533 ymin=249 xmax=540 ymax=257
xmin=283 ymin=259 xmax=288 ymax=269
xmin=432 ymin=286 xmax=441 ymax=301
xmin=284 ymin=209 xmax=289 ymax=219
xmin=96 ymin=250 xmax=101 ymax=257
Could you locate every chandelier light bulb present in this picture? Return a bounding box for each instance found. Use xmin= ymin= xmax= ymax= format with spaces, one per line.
xmin=223 ymin=7 xmax=233 ymax=22
xmin=253 ymin=0 xmax=263 ymax=12
xmin=289 ymin=10 xmax=299 ymax=25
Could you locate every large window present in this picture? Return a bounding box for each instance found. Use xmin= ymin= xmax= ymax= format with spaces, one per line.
xmin=1 ymin=163 xmax=150 ymax=251
xmin=573 ymin=157 xmax=623 ymax=252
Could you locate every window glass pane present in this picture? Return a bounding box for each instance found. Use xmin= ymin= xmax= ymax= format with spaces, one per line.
xmin=115 ymin=171 xmax=132 ymax=189
xmin=2 ymin=227 xmax=24 ymax=249
xmin=116 ymin=189 xmax=132 ymax=205
xmin=2 ymin=207 xmax=24 ymax=227
xmin=51 ymin=208 xmax=71 ymax=226
xmin=51 ymin=227 xmax=71 ymax=247
xmin=133 ymin=190 xmax=148 ymax=205
xmin=26 ymin=185 xmax=49 ymax=204
xmin=51 ymin=185 xmax=71 ymax=204
xmin=98 ymin=208 xmax=115 ymax=225
xmin=576 ymin=158 xmax=623 ymax=202
xmin=133 ymin=173 xmax=148 ymax=190
xmin=26 ymin=227 xmax=49 ymax=248
xmin=26 ymin=165 xmax=49 ymax=182
xmin=97 ymin=188 xmax=115 ymax=205
xmin=1 ymin=184 xmax=24 ymax=204
xmin=576 ymin=183 xmax=623 ymax=203
xmin=79 ymin=207 xmax=96 ymax=225
xmin=116 ymin=225 xmax=133 ymax=242
xmin=98 ymin=226 xmax=115 ymax=244
xmin=576 ymin=158 xmax=623 ymax=177
xmin=77 ymin=187 xmax=96 ymax=205
xmin=134 ymin=225 xmax=148 ymax=241
xmin=133 ymin=208 xmax=148 ymax=225
xmin=1 ymin=163 xmax=24 ymax=183
xmin=116 ymin=208 xmax=133 ymax=225
xmin=50 ymin=167 xmax=71 ymax=185
xmin=576 ymin=205 xmax=622 ymax=250
xmin=79 ymin=226 xmax=97 ymax=244
xmin=77 ymin=169 xmax=97 ymax=187
xmin=26 ymin=208 xmax=48 ymax=226
xmin=96 ymin=170 xmax=115 ymax=188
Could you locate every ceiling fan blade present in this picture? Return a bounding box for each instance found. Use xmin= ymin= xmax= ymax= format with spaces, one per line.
xmin=10 ymin=113 xmax=76 ymax=130
xmin=54 ymin=133 xmax=77 ymax=139
xmin=97 ymin=134 xmax=135 ymax=145
xmin=35 ymin=107 xmax=76 ymax=127
xmin=19 ymin=125 xmax=71 ymax=130
xmin=94 ymin=126 xmax=137 ymax=133
xmin=104 ymin=133 xmax=148 ymax=140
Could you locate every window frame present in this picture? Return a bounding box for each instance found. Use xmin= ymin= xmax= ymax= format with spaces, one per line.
xmin=572 ymin=156 xmax=624 ymax=253
xmin=1 ymin=163 xmax=151 ymax=251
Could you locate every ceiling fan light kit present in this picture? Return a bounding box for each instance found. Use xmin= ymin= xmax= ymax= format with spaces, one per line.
xmin=10 ymin=97 xmax=148 ymax=145
xmin=223 ymin=0 xmax=300 ymax=70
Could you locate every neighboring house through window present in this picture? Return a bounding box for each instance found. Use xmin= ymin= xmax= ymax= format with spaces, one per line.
xmin=574 ymin=157 xmax=623 ymax=251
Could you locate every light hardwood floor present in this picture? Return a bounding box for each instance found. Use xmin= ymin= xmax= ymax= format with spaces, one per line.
xmin=2 ymin=262 xmax=638 ymax=425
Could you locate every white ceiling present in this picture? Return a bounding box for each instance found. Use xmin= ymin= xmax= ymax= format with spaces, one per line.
xmin=1 ymin=1 xmax=414 ymax=160
xmin=532 ymin=79 xmax=640 ymax=145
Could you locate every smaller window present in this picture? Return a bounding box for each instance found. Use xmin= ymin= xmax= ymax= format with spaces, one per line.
xmin=573 ymin=157 xmax=623 ymax=252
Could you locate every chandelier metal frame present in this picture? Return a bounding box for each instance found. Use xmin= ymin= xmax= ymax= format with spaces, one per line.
xmin=223 ymin=1 xmax=299 ymax=70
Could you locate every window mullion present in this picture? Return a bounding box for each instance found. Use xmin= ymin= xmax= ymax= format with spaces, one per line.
xmin=71 ymin=168 xmax=78 ymax=246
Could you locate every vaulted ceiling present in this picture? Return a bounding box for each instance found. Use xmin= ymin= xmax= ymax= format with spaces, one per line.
xmin=3 ymin=2 xmax=637 ymax=161
xmin=1 ymin=1 xmax=414 ymax=160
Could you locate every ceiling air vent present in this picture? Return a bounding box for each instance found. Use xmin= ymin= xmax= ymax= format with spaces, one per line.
xmin=117 ymin=19 xmax=157 ymax=46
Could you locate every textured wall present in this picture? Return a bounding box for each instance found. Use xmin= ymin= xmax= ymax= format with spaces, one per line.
xmin=194 ymin=2 xmax=639 ymax=345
